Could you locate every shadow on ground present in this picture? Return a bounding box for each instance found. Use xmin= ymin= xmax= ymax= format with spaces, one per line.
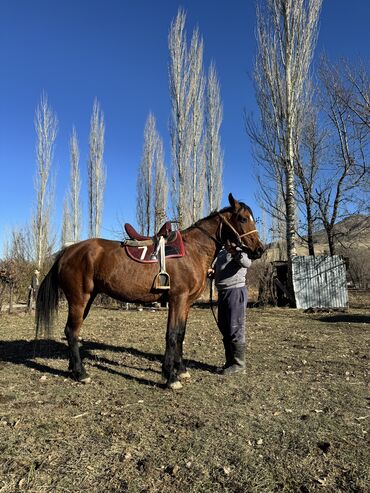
xmin=318 ymin=314 xmax=370 ymax=324
xmin=0 ymin=338 xmax=218 ymax=385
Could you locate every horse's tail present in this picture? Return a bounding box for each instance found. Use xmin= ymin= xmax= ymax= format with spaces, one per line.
xmin=35 ymin=249 xmax=65 ymax=339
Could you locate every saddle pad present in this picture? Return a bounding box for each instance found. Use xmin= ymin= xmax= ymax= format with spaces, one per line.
xmin=125 ymin=231 xmax=185 ymax=263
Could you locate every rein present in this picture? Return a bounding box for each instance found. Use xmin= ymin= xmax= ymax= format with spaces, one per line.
xmin=209 ymin=277 xmax=219 ymax=327
xmin=193 ymin=223 xmax=223 ymax=246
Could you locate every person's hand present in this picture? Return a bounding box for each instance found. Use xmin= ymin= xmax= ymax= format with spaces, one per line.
xmin=225 ymin=240 xmax=238 ymax=254
xmin=207 ymin=268 xmax=214 ymax=278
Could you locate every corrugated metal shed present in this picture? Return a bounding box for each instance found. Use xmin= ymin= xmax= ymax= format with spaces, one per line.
xmin=292 ymin=256 xmax=348 ymax=309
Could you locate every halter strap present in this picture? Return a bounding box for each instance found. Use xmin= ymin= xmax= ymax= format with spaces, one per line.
xmin=218 ymin=213 xmax=257 ymax=242
xmin=193 ymin=212 xmax=257 ymax=247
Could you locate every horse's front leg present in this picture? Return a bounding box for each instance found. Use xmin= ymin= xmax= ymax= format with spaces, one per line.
xmin=175 ymin=305 xmax=191 ymax=381
xmin=162 ymin=295 xmax=189 ymax=389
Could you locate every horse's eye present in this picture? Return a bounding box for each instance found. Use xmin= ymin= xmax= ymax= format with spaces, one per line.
xmin=240 ymin=218 xmax=247 ymax=224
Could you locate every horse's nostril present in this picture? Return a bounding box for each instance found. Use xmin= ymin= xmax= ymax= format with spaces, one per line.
xmin=256 ymin=246 xmax=265 ymax=258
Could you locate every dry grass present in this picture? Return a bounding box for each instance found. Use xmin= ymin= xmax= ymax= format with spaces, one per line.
xmin=0 ymin=300 xmax=369 ymax=493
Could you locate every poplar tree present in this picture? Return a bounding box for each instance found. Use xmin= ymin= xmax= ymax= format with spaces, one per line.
xmin=249 ymin=0 xmax=322 ymax=260
xmin=68 ymin=127 xmax=81 ymax=242
xmin=137 ymin=113 xmax=168 ymax=235
xmin=205 ymin=62 xmax=223 ymax=213
xmin=33 ymin=93 xmax=57 ymax=269
xmin=168 ymin=8 xmax=207 ymax=227
xmin=88 ymin=99 xmax=105 ymax=238
xmin=61 ymin=197 xmax=72 ymax=246
xmin=188 ymin=28 xmax=206 ymax=223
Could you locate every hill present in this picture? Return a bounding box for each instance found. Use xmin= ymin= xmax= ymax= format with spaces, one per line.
xmin=312 ymin=214 xmax=370 ymax=249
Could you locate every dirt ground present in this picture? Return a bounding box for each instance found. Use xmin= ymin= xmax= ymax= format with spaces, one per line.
xmin=0 ymin=295 xmax=369 ymax=492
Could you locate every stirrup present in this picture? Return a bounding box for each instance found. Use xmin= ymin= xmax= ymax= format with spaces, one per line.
xmin=154 ymin=237 xmax=170 ymax=290
xmin=154 ymin=271 xmax=170 ymax=290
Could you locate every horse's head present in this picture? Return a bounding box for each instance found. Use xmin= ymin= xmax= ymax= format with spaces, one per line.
xmin=219 ymin=193 xmax=265 ymax=260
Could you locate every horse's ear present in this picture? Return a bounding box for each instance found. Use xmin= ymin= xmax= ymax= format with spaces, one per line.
xmin=228 ymin=193 xmax=240 ymax=210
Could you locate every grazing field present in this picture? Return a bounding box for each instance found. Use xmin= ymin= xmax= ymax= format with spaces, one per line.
xmin=0 ymin=303 xmax=369 ymax=493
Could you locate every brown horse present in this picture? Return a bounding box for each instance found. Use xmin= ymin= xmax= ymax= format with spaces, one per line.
xmin=36 ymin=194 xmax=264 ymax=389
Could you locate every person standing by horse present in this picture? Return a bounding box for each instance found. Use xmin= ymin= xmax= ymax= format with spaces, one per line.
xmin=208 ymin=239 xmax=251 ymax=375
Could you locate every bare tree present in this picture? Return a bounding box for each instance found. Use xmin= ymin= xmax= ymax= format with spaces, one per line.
xmin=137 ymin=113 xmax=168 ymax=235
xmin=154 ymin=139 xmax=168 ymax=232
xmin=188 ymin=28 xmax=206 ymax=223
xmin=137 ymin=113 xmax=156 ymax=235
xmin=270 ymin=189 xmax=288 ymax=260
xmin=345 ymin=246 xmax=370 ymax=289
xmin=4 ymin=226 xmax=33 ymax=264
xmin=88 ymin=99 xmax=106 ymax=238
xmin=330 ymin=60 xmax=370 ymax=198
xmin=295 ymin=100 xmax=325 ymax=255
xmin=249 ymin=0 xmax=322 ymax=260
xmin=312 ymin=58 xmax=369 ymax=255
xmin=33 ymin=93 xmax=58 ymax=270
xmin=337 ymin=60 xmax=370 ymax=132
xmin=68 ymin=127 xmax=82 ymax=242
xmin=168 ymin=8 xmax=191 ymax=228
xmin=205 ymin=61 xmax=223 ymax=213
xmin=169 ymin=8 xmax=208 ymax=227
xmin=61 ymin=196 xmax=72 ymax=246
xmin=2 ymin=226 xmax=37 ymax=311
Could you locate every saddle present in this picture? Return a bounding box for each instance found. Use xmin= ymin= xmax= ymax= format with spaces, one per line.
xmin=123 ymin=222 xmax=185 ymax=263
xmin=124 ymin=221 xmax=173 ymax=241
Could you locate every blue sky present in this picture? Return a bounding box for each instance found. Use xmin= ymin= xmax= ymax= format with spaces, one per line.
xmin=0 ymin=0 xmax=369 ymax=255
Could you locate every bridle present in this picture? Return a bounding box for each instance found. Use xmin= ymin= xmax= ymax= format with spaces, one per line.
xmin=217 ymin=213 xmax=257 ymax=247
xmin=194 ymin=211 xmax=258 ymax=250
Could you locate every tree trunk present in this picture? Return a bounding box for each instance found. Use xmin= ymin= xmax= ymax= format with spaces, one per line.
xmin=285 ymin=167 xmax=297 ymax=259
xmin=327 ymin=228 xmax=336 ymax=256
xmin=306 ymin=202 xmax=315 ymax=256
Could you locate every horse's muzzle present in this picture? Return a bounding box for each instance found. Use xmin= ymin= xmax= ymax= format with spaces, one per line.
xmin=246 ymin=245 xmax=265 ymax=260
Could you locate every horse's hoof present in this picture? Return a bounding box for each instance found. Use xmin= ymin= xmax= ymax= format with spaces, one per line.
xmin=168 ymin=380 xmax=183 ymax=390
xmin=79 ymin=376 xmax=91 ymax=384
xmin=178 ymin=371 xmax=191 ymax=380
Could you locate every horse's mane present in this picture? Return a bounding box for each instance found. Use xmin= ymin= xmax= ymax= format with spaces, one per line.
xmin=184 ymin=203 xmax=254 ymax=233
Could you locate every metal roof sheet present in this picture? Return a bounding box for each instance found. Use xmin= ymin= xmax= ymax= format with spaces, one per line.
xmin=292 ymin=256 xmax=348 ymax=309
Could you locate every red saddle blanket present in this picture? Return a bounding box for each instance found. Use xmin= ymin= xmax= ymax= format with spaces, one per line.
xmin=125 ymin=231 xmax=185 ymax=263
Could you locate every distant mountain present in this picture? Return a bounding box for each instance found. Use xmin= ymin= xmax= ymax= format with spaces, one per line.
xmin=265 ymin=214 xmax=370 ymax=260
xmin=312 ymin=214 xmax=370 ymax=248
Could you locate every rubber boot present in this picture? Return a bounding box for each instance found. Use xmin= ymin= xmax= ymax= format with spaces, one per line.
xmin=218 ymin=338 xmax=233 ymax=373
xmin=222 ymin=343 xmax=246 ymax=375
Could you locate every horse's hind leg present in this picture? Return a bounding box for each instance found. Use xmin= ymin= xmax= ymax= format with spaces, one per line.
xmin=163 ymin=294 xmax=190 ymax=389
xmin=65 ymin=297 xmax=91 ymax=382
